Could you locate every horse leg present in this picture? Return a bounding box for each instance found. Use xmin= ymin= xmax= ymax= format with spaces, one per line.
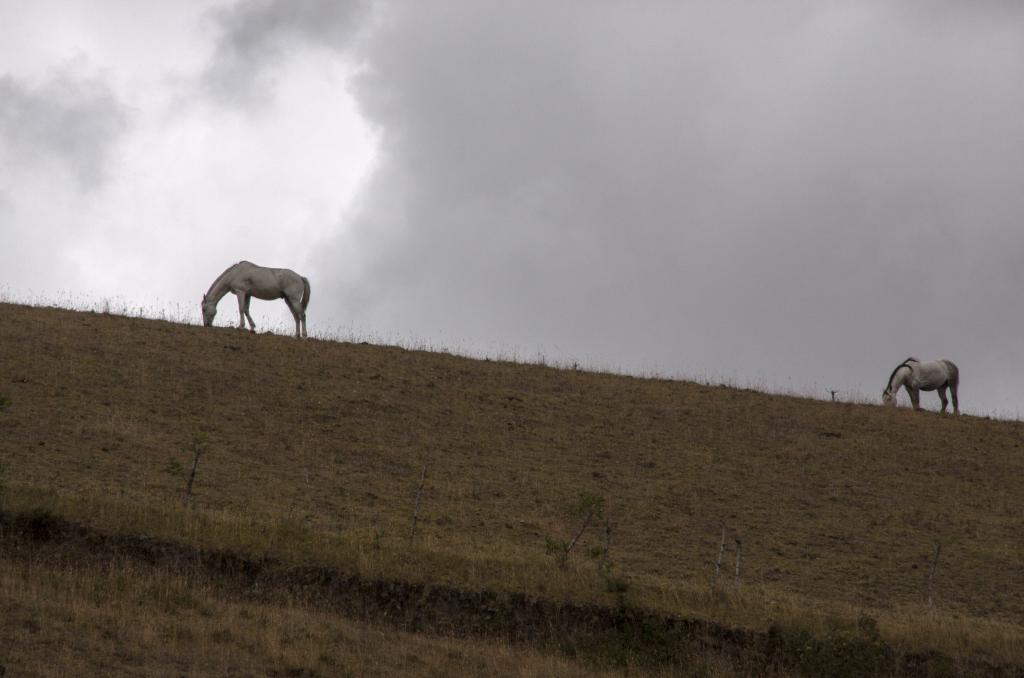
xmin=235 ymin=293 xmax=247 ymax=330
xmin=289 ymin=290 xmax=307 ymax=338
xmin=937 ymin=386 xmax=949 ymax=414
xmin=289 ymin=289 xmax=307 ymax=338
xmin=950 ymin=384 xmax=959 ymax=415
xmin=243 ymin=294 xmax=256 ymax=332
xmin=284 ymin=297 xmax=301 ymax=338
xmin=908 ymin=386 xmax=921 ymax=410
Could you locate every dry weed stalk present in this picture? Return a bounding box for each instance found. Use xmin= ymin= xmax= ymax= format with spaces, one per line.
xmin=182 ymin=432 xmax=207 ymax=508
xmin=600 ymin=517 xmax=611 ymax=571
xmin=734 ymin=537 xmax=743 ymax=588
xmin=564 ymin=508 xmax=595 ymax=558
xmin=710 ymin=524 xmax=726 ymax=590
xmin=183 ymin=449 xmax=202 ymax=508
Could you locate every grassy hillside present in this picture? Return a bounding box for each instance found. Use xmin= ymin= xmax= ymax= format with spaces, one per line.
xmin=1 ymin=302 xmax=1023 ymax=675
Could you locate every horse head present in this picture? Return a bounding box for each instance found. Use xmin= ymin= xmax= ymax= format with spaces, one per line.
xmin=201 ymin=294 xmax=217 ymax=326
xmin=881 ymin=388 xmax=897 ymax=407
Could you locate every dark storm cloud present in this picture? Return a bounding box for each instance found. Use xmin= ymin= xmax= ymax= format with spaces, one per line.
xmin=199 ymin=0 xmax=369 ymax=107
xmin=0 ymin=68 xmax=130 ymax=190
xmin=311 ymin=1 xmax=1024 ymax=412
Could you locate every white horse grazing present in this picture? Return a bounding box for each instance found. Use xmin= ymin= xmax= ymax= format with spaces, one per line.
xmin=882 ymin=357 xmax=959 ymax=414
xmin=201 ymin=261 xmax=310 ymax=338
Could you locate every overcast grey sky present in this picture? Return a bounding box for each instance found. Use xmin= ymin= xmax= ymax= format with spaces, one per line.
xmin=2 ymin=1 xmax=1024 ymax=416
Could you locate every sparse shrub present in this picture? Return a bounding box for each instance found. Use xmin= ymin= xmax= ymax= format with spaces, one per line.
xmin=856 ymin=613 xmax=879 ymax=639
xmin=571 ymin=492 xmax=605 ymax=522
xmin=772 ymin=614 xmax=889 ymax=678
xmin=603 ymin=568 xmax=630 ymax=595
xmin=545 ymin=536 xmax=568 ymax=555
xmin=545 ymin=492 xmax=605 ymax=567
xmin=564 ymin=615 xmax=699 ymax=672
xmin=190 ymin=430 xmax=208 ymax=453
xmin=605 ymin=577 xmax=629 ymax=595
xmin=0 ymin=394 xmax=9 ymax=412
xmin=165 ymin=458 xmax=184 ymax=476
xmin=272 ymin=513 xmax=313 ymax=545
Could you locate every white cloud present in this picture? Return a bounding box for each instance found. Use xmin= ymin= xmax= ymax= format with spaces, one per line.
xmin=0 ymin=64 xmax=130 ymax=190
xmin=198 ymin=0 xmax=370 ymax=108
xmin=0 ymin=1 xmax=377 ymax=329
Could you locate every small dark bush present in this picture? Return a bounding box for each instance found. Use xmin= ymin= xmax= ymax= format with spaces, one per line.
xmin=772 ymin=614 xmax=889 ymax=678
xmin=604 ymin=574 xmax=630 ymax=594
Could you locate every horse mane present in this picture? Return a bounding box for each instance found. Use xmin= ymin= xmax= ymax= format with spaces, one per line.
xmin=206 ymin=261 xmax=245 ymax=297
xmin=885 ymin=358 xmax=917 ymax=391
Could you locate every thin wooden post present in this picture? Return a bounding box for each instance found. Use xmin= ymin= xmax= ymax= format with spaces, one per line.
xmin=183 ymin=448 xmax=202 ymax=508
xmin=407 ymin=464 xmax=427 ymax=547
xmin=927 ymin=542 xmax=941 ymax=607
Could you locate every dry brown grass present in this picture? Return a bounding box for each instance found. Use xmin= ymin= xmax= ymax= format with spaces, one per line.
xmin=1 ymin=302 xmax=1023 ymax=671
xmin=0 ymin=556 xmax=644 ymax=678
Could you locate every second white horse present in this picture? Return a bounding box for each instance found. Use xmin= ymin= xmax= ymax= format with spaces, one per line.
xmin=882 ymin=357 xmax=959 ymax=414
xmin=201 ymin=261 xmax=310 ymax=338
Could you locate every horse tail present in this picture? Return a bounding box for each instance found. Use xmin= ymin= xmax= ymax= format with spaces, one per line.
xmin=301 ymin=276 xmax=311 ymax=312
xmin=943 ymin=360 xmax=959 ymax=387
